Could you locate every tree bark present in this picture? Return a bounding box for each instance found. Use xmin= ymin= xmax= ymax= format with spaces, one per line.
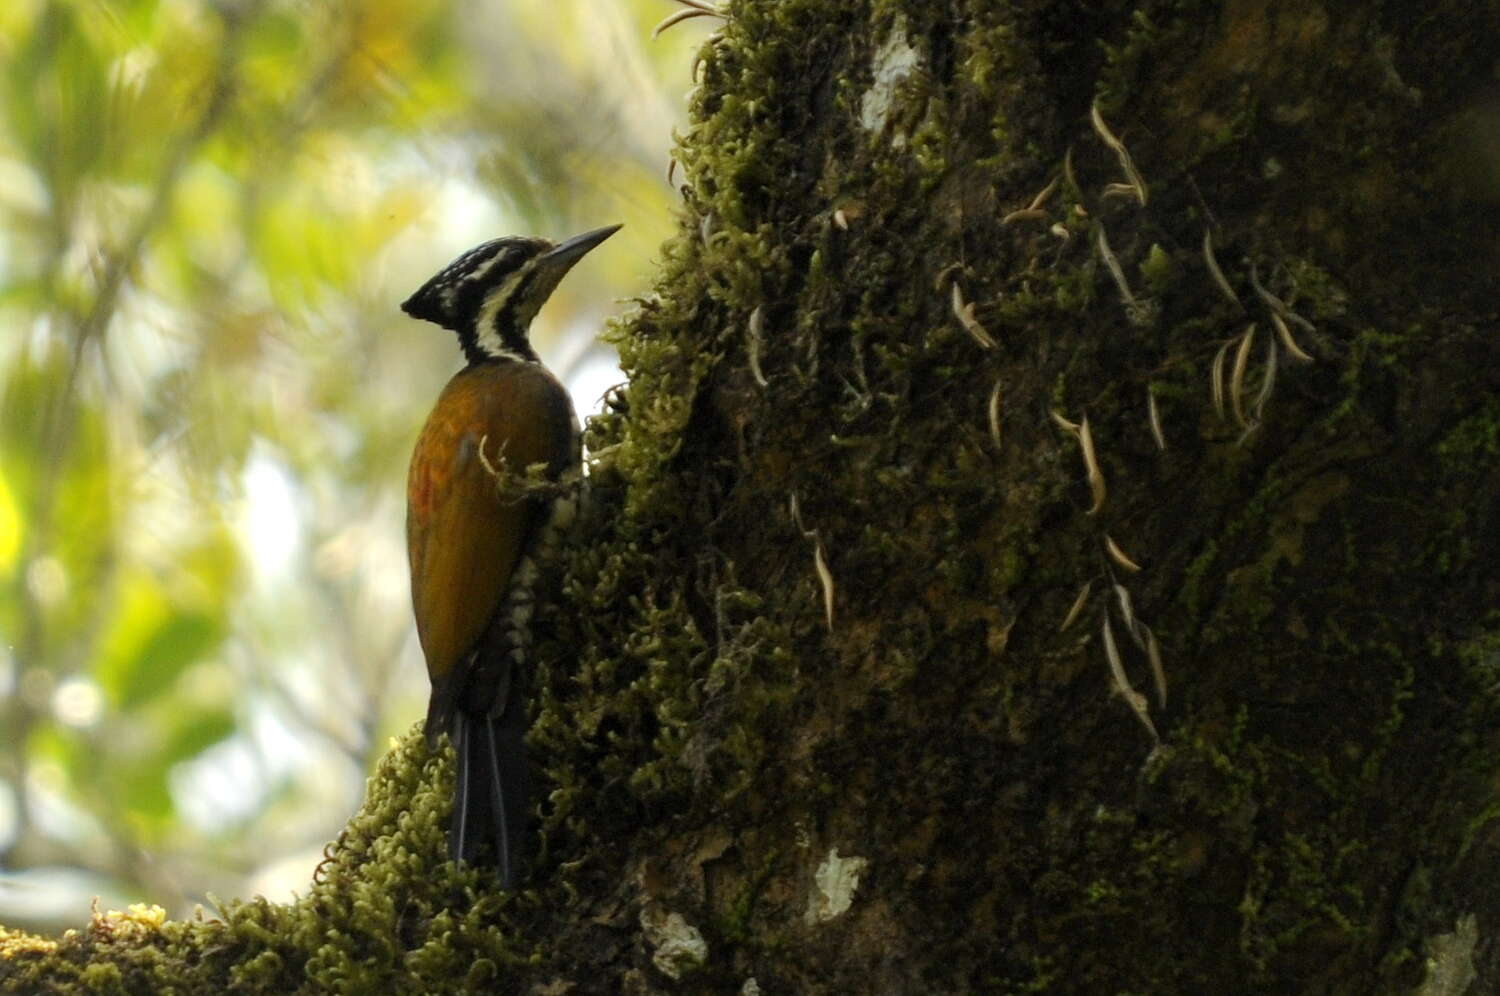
xmin=6 ymin=0 xmax=1500 ymax=992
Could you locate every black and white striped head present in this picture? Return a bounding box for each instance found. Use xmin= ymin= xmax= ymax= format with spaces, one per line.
xmin=402 ymin=224 xmax=621 ymax=366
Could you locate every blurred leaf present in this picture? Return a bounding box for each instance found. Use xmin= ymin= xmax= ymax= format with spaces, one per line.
xmin=177 ymin=527 xmax=244 ymax=609
xmin=0 ymin=461 xmax=21 ymax=572
xmin=47 ymin=400 xmax=116 ymax=636
xmin=0 ymin=346 xmax=118 ymax=658
xmin=26 ymin=724 xmax=82 ymax=786
xmin=162 ymin=708 xmax=236 ymax=767
xmin=240 ymin=7 xmax=308 ymax=112
xmin=94 ymin=575 xmax=168 ymax=705
xmin=122 ymin=613 xmax=222 ymax=710
xmin=95 ymin=574 xmax=224 ymax=710
xmin=0 ymin=345 xmax=65 ymax=504
xmin=115 ymin=0 xmax=163 ymax=39
xmin=4 ymin=1 xmax=111 ymax=215
xmin=0 ymin=0 xmax=34 ymax=40
xmin=163 ymin=162 xmax=244 ymax=285
xmin=253 ymin=185 xmax=359 ymax=306
xmin=119 ymin=758 xmax=175 ymax=827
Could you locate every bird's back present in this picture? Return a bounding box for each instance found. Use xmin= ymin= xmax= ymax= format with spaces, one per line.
xmin=406 ymin=360 xmax=576 ymax=717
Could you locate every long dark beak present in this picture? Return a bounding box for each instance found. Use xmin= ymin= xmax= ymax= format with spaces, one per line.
xmin=540 ymin=223 xmax=623 ymax=271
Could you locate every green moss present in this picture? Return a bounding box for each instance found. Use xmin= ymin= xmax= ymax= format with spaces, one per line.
xmin=1458 ymin=619 xmax=1500 ymax=709
xmin=1138 ymin=242 xmax=1176 ymax=296
xmin=0 ymin=730 xmax=555 ymax=991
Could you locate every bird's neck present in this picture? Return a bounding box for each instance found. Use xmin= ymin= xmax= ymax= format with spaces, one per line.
xmin=460 ymin=319 xmax=539 ymax=367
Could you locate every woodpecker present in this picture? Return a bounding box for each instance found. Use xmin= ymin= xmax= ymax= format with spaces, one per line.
xmin=403 ymin=223 xmax=620 ymax=887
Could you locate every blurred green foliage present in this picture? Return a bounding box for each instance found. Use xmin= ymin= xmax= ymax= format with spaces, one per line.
xmin=0 ymin=0 xmax=699 ymax=934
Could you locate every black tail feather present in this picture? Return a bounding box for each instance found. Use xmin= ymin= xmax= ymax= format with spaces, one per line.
xmin=449 ymin=699 xmax=530 ymax=888
xmin=450 ymin=714 xmax=477 ymax=862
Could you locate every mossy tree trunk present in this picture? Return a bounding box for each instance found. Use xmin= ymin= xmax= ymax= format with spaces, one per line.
xmin=6 ymin=1 xmax=1500 ymax=992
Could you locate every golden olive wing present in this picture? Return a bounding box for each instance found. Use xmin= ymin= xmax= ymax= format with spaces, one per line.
xmin=406 ymin=364 xmax=574 ymax=686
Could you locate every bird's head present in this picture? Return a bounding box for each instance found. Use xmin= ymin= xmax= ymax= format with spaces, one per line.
xmin=402 ymin=223 xmax=621 ymax=365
